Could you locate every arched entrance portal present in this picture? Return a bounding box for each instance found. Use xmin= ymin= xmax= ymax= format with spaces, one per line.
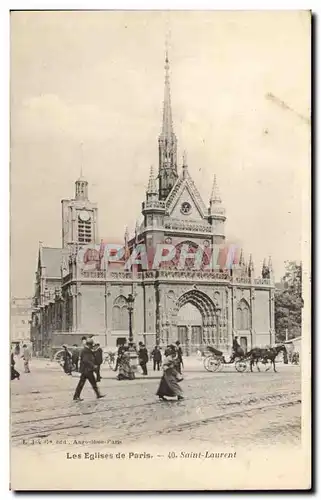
xmin=174 ymin=289 xmax=219 ymax=355
xmin=177 ymin=303 xmax=202 ymax=355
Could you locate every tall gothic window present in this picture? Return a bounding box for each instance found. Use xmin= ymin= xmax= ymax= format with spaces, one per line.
xmin=236 ymin=299 xmax=250 ymax=330
xmin=112 ymin=296 xmax=128 ymax=331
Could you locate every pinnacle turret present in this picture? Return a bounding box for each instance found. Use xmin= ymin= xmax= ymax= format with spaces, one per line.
xmin=209 ymin=174 xmax=224 ymax=216
xmin=146 ymin=165 xmax=158 ymax=198
xmin=239 ymin=248 xmax=245 ymax=266
xmin=248 ymin=254 xmax=254 ymax=277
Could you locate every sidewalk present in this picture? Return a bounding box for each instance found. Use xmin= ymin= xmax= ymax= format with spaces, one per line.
xmin=26 ymin=356 xmax=299 ymax=381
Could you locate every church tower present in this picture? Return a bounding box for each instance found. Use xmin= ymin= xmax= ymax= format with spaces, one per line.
xmin=61 ymin=170 xmax=99 ymax=249
xmin=158 ymin=50 xmax=178 ymax=200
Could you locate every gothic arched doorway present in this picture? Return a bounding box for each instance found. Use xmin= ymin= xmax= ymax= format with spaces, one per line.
xmin=174 ymin=289 xmax=218 ymax=355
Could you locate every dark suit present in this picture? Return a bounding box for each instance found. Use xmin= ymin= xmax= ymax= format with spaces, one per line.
xmin=138 ymin=347 xmax=148 ymax=375
xmin=94 ymin=347 xmax=103 ymax=382
xmin=73 ymin=346 xmax=100 ymax=399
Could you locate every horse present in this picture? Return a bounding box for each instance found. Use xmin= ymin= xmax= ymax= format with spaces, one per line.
xmin=246 ymin=344 xmax=287 ymax=373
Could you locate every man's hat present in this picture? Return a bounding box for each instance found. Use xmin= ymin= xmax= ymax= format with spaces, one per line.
xmin=86 ymin=338 xmax=94 ymax=345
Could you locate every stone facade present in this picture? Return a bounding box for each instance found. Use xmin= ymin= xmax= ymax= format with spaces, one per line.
xmin=31 ymin=52 xmax=275 ymax=357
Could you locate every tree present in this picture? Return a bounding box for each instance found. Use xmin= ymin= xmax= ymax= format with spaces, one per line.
xmin=275 ymin=261 xmax=303 ymax=343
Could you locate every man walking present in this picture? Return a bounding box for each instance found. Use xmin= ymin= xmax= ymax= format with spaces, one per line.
xmin=73 ymin=338 xmax=104 ymax=401
xmin=21 ymin=344 xmax=31 ymax=373
xmin=138 ymin=342 xmax=148 ymax=376
xmin=94 ymin=342 xmax=103 ymax=382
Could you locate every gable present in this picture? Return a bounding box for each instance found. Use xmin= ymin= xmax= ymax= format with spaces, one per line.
xmin=170 ymin=185 xmax=204 ymax=221
xmin=166 ymin=169 xmax=208 ymax=219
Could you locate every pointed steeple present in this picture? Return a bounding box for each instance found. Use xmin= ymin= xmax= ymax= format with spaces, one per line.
xmin=268 ymin=255 xmax=273 ymax=271
xmin=248 ymin=254 xmax=254 ymax=277
xmin=239 ymin=248 xmax=245 ymax=266
xmin=210 ymin=175 xmax=222 ymax=204
xmin=262 ymin=257 xmax=270 ymax=278
xmin=158 ymin=47 xmax=178 ymax=200
xmin=209 ymin=174 xmax=224 ymax=217
xmin=147 ymin=165 xmax=158 ymax=198
xmin=162 ymin=49 xmax=173 ymax=137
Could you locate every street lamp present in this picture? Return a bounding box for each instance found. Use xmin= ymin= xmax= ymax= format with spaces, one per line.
xmin=125 ymin=293 xmax=138 ymax=379
xmin=126 ymin=293 xmax=135 ymax=347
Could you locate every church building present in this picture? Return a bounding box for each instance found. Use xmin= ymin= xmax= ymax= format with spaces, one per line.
xmin=31 ymin=52 xmax=275 ymax=357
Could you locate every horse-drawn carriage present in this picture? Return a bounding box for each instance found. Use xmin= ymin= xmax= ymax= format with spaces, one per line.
xmin=203 ymin=343 xmax=287 ymax=373
xmin=203 ymin=346 xmax=248 ymax=373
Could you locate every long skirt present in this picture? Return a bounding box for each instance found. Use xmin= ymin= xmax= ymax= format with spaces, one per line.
xmin=117 ymin=357 xmax=132 ymax=380
xmin=156 ymin=369 xmax=183 ymax=398
xmin=11 ymin=366 xmax=20 ymax=380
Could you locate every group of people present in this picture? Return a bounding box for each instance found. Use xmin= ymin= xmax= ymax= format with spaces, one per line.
xmin=72 ymin=336 xmax=185 ymax=401
xmin=61 ymin=337 xmax=104 ymax=383
xmin=115 ymin=340 xmax=184 ymax=379
xmin=10 ymin=344 xmax=32 ymax=381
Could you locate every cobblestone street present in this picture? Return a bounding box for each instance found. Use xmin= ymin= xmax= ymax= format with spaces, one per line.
xmin=11 ymin=357 xmax=301 ymax=451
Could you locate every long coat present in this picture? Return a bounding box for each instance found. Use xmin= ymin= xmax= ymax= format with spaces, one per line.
xmin=79 ymin=346 xmax=96 ymax=375
xmin=138 ymin=347 xmax=148 ymax=364
xmin=94 ymin=347 xmax=103 ymax=366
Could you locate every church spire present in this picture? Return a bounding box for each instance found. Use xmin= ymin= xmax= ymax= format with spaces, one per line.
xmin=161 ymin=49 xmax=174 ymax=137
xmin=158 ymin=46 xmax=178 ymax=200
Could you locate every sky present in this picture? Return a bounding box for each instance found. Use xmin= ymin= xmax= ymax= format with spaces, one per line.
xmin=10 ymin=10 xmax=310 ymax=297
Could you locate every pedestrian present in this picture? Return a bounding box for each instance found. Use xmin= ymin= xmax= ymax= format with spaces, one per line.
xmin=71 ymin=344 xmax=80 ymax=372
xmin=73 ymin=338 xmax=104 ymax=401
xmin=21 ymin=344 xmax=31 ymax=373
xmin=138 ymin=342 xmax=148 ymax=375
xmin=175 ymin=340 xmax=183 ymax=374
xmin=114 ymin=340 xmax=127 ymax=372
xmin=10 ymin=351 xmax=20 ymax=381
xmin=156 ymin=345 xmax=184 ymax=401
xmin=94 ymin=343 xmax=103 ymax=382
xmin=62 ymin=345 xmax=72 ymax=375
xmin=151 ymin=345 xmax=162 ymax=371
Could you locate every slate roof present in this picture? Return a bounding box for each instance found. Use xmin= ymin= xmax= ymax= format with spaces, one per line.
xmin=41 ymin=247 xmax=68 ymax=278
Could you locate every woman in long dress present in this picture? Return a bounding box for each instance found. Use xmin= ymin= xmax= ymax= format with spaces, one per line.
xmin=117 ymin=348 xmax=134 ymax=380
xmin=156 ymin=346 xmax=184 ymax=400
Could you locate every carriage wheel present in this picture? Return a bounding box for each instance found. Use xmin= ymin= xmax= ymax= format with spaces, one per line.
xmin=205 ymin=356 xmax=221 ymax=372
xmin=235 ymin=359 xmax=248 ymax=373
